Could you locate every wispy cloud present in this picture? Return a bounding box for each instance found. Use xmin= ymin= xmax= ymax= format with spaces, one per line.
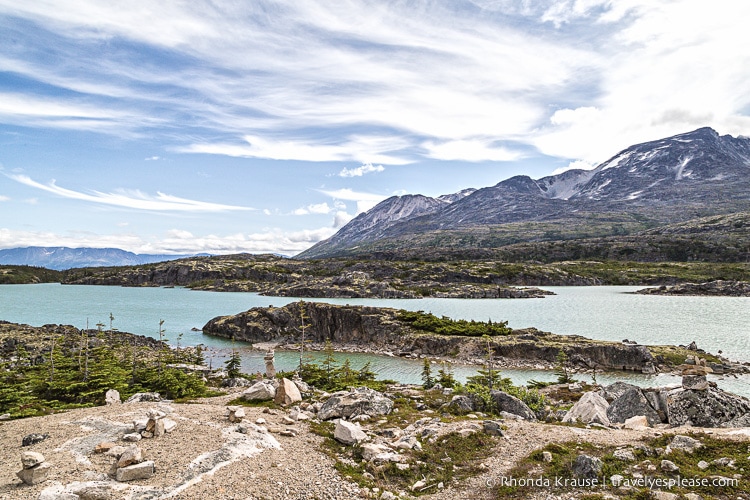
xmin=293 ymin=202 xmax=333 ymax=216
xmin=422 ymin=139 xmax=524 ymax=162
xmin=338 ymin=163 xmax=385 ymax=178
xmin=9 ymin=174 xmax=252 ymax=212
xmin=0 ymin=195 xmax=9 ymax=201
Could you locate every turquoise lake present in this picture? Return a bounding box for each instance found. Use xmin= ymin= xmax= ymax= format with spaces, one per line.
xmin=1 ymin=283 xmax=748 ymax=395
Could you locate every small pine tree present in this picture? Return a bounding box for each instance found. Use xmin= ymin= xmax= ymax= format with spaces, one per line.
xmin=421 ymin=358 xmax=434 ymax=389
xmin=322 ymin=339 xmax=337 ymax=387
xmin=357 ymin=361 xmax=376 ymax=382
xmin=554 ymin=350 xmax=575 ymax=384
xmin=225 ymin=349 xmax=242 ymax=379
xmin=339 ymin=358 xmax=356 ymax=388
xmin=437 ymin=363 xmax=457 ymax=388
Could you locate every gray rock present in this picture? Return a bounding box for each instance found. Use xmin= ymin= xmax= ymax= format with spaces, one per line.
xmin=542 ymin=451 xmax=553 ymax=462
xmin=669 ymin=435 xmax=702 ymax=453
xmin=318 ymin=387 xmax=393 ymax=420
xmin=682 ymin=375 xmax=709 ymax=391
xmin=482 ymin=420 xmax=504 ymax=436
xmin=222 ymin=377 xmax=252 ymax=388
xmin=697 ymin=460 xmax=710 ymax=470
xmin=361 ymin=443 xmax=392 ymax=461
xmin=22 ymin=433 xmax=49 ymax=447
xmin=572 ymin=454 xmax=602 ymax=479
xmin=562 ymin=392 xmax=611 ymax=426
xmin=661 ymin=459 xmax=680 ymax=472
xmin=241 ymin=381 xmax=276 ymax=401
xmin=21 ymin=451 xmax=46 ymax=469
xmin=607 ymin=388 xmax=661 ymax=426
xmin=666 ymin=387 xmax=750 ymax=427
xmin=122 ymin=433 xmax=141 ymax=442
xmin=115 ymin=460 xmax=155 ymax=482
xmin=489 ymin=390 xmax=536 ymax=420
xmin=125 ymin=392 xmax=161 ymax=403
xmin=613 ymin=448 xmax=636 ymax=462
xmin=292 ymin=378 xmax=310 ymax=393
xmin=446 ymin=395 xmax=475 ymax=413
xmin=105 ymin=389 xmax=121 ymax=405
xmin=333 ymin=419 xmax=368 ymax=445
xmin=274 ymin=377 xmax=302 ymax=406
xmin=17 ymin=461 xmax=52 ymax=485
xmin=600 ymin=381 xmax=640 ymax=402
xmin=652 ymin=491 xmax=679 ymax=500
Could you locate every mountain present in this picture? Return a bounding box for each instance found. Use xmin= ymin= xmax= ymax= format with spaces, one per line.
xmin=0 ymin=247 xmax=204 ymax=270
xmin=299 ymin=128 xmax=750 ymax=259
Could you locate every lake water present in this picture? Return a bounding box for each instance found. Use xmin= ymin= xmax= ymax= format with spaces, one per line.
xmin=1 ymin=283 xmax=748 ymax=395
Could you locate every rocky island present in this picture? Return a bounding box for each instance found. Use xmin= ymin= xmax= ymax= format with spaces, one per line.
xmin=636 ymin=279 xmax=750 ymax=297
xmin=202 ymin=302 xmax=749 ymax=375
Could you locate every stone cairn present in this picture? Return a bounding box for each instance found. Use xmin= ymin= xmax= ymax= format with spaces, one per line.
xmin=226 ymin=406 xmax=246 ymax=423
xmin=679 ymin=355 xmax=712 ymax=391
xmin=17 ymin=451 xmax=51 ymax=485
xmin=113 ymin=445 xmax=155 ymax=482
xmin=264 ymin=349 xmax=276 ymax=378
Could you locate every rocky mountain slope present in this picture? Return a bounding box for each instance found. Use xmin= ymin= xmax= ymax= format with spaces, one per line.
xmin=300 ymin=128 xmax=750 ymax=258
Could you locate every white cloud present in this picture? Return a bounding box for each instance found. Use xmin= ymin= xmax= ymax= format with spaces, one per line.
xmin=338 ymin=163 xmax=385 ymax=177
xmin=422 ymin=139 xmax=524 ymax=162
xmin=319 ymin=188 xmax=388 ymax=214
xmin=333 ymin=211 xmax=354 ymax=228
xmin=293 ymin=203 xmax=332 ymax=215
xmin=0 ymin=195 xmax=9 ymax=201
xmin=9 ymin=174 xmax=253 ymax=212
xmin=145 ymin=156 xmax=161 ymax=161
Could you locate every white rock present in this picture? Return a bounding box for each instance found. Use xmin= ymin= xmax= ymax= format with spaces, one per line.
xmin=17 ymin=462 xmax=51 ymax=485
xmin=115 ymin=461 xmax=155 ymax=482
xmin=21 ymin=451 xmax=46 ymax=469
xmin=623 ymin=415 xmax=651 ymax=430
xmin=242 ymin=381 xmax=276 ymax=401
xmin=274 ymin=378 xmax=302 ymax=406
xmin=163 ymin=418 xmax=177 ymax=433
xmin=361 ymin=443 xmax=391 ymax=461
xmin=122 ymin=433 xmax=142 ymax=442
xmin=562 ymin=391 xmax=611 ymax=426
xmin=334 ymin=420 xmax=368 ymax=445
xmin=105 ymin=389 xmax=121 ymax=405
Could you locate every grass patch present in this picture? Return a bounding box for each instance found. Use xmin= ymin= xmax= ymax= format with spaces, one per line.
xmin=494 ymin=434 xmax=749 ymax=499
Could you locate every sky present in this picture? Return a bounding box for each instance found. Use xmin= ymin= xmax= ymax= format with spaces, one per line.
xmin=0 ymin=0 xmax=749 ymax=256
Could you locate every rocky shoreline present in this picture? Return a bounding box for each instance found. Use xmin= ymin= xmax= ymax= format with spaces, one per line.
xmin=636 ymin=279 xmax=750 ymax=296
xmin=202 ymin=302 xmax=750 ymax=376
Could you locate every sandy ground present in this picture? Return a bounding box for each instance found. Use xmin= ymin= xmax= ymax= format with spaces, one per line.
xmin=2 ymin=393 xmax=749 ymax=500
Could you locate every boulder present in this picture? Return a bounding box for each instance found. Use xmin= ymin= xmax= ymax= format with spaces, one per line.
xmin=489 ymin=390 xmax=536 ymax=421
xmin=666 ymin=387 xmax=750 ymax=427
xmin=105 ymin=389 xmax=121 ymax=405
xmin=222 ymin=377 xmax=252 ymax=388
xmin=562 ymin=392 xmax=611 ymax=426
xmin=17 ymin=462 xmax=51 ymax=485
xmin=318 ymin=387 xmax=393 ymax=420
xmin=572 ymin=455 xmax=602 ymax=479
xmin=606 ymin=388 xmax=661 ymax=426
xmin=623 ymin=415 xmax=651 ymax=430
xmin=274 ymin=378 xmax=302 ymax=406
xmin=125 ymin=392 xmax=161 ymax=403
xmin=599 ymin=381 xmax=640 ymax=402
xmin=446 ymin=395 xmax=475 ymax=414
xmin=682 ymin=375 xmax=709 ymax=391
xmin=361 ymin=443 xmax=392 ymax=461
xmin=333 ymin=420 xmax=368 ymax=445
xmin=242 ymin=381 xmax=276 ymax=401
xmin=115 ymin=460 xmax=155 ymax=482
xmin=613 ymin=448 xmax=636 ymax=462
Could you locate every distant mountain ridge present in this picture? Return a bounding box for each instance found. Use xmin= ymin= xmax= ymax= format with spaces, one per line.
xmin=0 ymin=247 xmax=204 ymax=270
xmin=299 ymin=127 xmax=750 ymax=258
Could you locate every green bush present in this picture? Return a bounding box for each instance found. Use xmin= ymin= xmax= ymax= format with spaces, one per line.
xmin=397 ymin=310 xmax=511 ymax=337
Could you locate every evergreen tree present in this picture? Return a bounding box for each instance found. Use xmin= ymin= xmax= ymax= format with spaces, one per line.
xmin=437 ymin=363 xmax=457 ymax=388
xmin=225 ymin=343 xmax=242 ymax=379
xmin=322 ymin=339 xmax=337 ymax=387
xmin=421 ymin=358 xmax=434 ymax=389
xmin=357 ymin=361 xmax=376 ymax=382
xmin=554 ymin=350 xmax=575 ymax=384
xmin=339 ymin=358 xmax=356 ymax=388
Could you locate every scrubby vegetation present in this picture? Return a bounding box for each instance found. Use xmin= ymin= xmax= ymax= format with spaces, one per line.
xmin=0 ymin=265 xmax=63 ymax=284
xmin=397 ymin=310 xmax=512 ymax=337
xmin=495 ymin=435 xmax=750 ymax=499
xmin=0 ymin=321 xmax=218 ymax=418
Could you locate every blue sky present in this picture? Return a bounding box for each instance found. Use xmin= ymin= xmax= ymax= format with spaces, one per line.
xmin=1 ymin=0 xmax=748 ymax=256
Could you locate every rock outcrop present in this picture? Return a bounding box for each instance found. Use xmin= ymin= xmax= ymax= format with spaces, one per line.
xmin=666 ymin=387 xmax=750 ymax=427
xmin=203 ymin=302 xmax=669 ymax=373
xmin=637 ymin=280 xmax=750 ymax=297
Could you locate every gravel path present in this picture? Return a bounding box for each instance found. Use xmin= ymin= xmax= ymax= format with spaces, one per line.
xmin=2 ymin=394 xmax=748 ymax=500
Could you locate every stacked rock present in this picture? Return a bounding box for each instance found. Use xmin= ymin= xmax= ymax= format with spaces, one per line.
xmin=17 ymin=451 xmax=51 ymax=485
xmin=227 ymin=406 xmax=246 ymax=423
xmin=113 ymin=445 xmax=155 ymax=482
xmin=680 ymin=356 xmax=712 ymax=391
xmin=140 ymin=409 xmax=176 ymax=438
